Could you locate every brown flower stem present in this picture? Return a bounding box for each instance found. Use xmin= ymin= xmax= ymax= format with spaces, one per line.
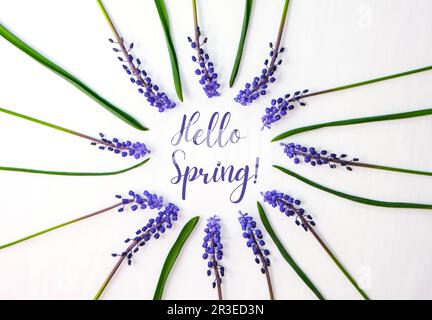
xmin=0 ymin=202 xmax=125 ymax=250
xmin=96 ymin=0 xmax=151 ymax=89
xmin=287 ymin=150 xmax=432 ymax=176
xmin=93 ymin=239 xmax=139 ymax=300
xmin=251 ymin=234 xmax=274 ymax=300
xmin=210 ymin=237 xmax=223 ymax=300
xmin=247 ymin=0 xmax=290 ymax=96
xmin=277 ymin=199 xmax=369 ymax=300
xmin=289 ymin=65 xmax=432 ymax=101
xmin=191 ymin=0 xmax=211 ymax=81
xmin=93 ymin=218 xmax=167 ymax=300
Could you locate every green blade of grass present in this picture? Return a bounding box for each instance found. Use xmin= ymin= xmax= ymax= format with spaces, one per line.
xmin=153 ymin=216 xmax=200 ymax=300
xmin=229 ymin=0 xmax=253 ymax=87
xmin=274 ymin=165 xmax=432 ymax=210
xmin=154 ymin=0 xmax=183 ymax=101
xmin=0 ymin=23 xmax=147 ymax=131
xmin=257 ymin=201 xmax=325 ymax=300
xmin=0 ymin=158 xmax=149 ymax=176
xmin=272 ymin=108 xmax=432 ymax=142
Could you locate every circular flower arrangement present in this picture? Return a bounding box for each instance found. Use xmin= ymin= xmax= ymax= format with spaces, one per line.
xmin=0 ymin=0 xmax=431 ymax=300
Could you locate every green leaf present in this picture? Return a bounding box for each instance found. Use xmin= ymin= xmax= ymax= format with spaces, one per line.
xmin=257 ymin=201 xmax=325 ymax=300
xmin=229 ymin=0 xmax=253 ymax=87
xmin=274 ymin=165 xmax=432 ymax=210
xmin=0 ymin=23 xmax=147 ymax=131
xmin=153 ymin=216 xmax=200 ymax=300
xmin=272 ymin=108 xmax=432 ymax=142
xmin=0 ymin=158 xmax=149 ymax=176
xmin=154 ymin=0 xmax=183 ymax=101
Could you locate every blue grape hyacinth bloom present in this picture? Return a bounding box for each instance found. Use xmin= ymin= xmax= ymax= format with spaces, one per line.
xmin=281 ymin=142 xmax=359 ymax=171
xmin=238 ymin=211 xmax=270 ymax=274
xmin=111 ymin=190 xmax=179 ymax=265
xmin=262 ymin=190 xmax=315 ymax=231
xmin=234 ymin=42 xmax=285 ymax=106
xmin=91 ymin=133 xmax=150 ymax=160
xmin=202 ymin=215 xmax=224 ymax=293
xmin=188 ymin=27 xmax=220 ymax=98
xmin=261 ymin=89 xmax=309 ymax=129
xmin=109 ymin=38 xmax=176 ymax=112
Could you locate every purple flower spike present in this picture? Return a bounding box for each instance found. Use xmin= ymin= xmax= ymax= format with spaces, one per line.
xmin=109 ymin=38 xmax=176 ymax=112
xmin=91 ymin=133 xmax=150 ymax=160
xmin=188 ymin=27 xmax=220 ymax=98
xmin=262 ymin=190 xmax=315 ymax=231
xmin=202 ymin=216 xmax=224 ymax=294
xmin=114 ymin=190 xmax=164 ymax=213
xmin=234 ymin=43 xmax=285 ymax=106
xmin=111 ymin=191 xmax=179 ymax=265
xmin=281 ymin=142 xmax=359 ymax=171
xmin=238 ymin=211 xmax=270 ymax=274
xmin=261 ymin=89 xmax=309 ymax=129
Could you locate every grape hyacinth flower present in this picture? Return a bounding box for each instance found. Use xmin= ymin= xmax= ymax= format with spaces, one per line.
xmin=202 ymin=215 xmax=224 ymax=300
xmin=234 ymin=0 xmax=291 ymax=106
xmin=94 ymin=191 xmax=180 ymax=299
xmin=111 ymin=202 xmax=179 ymax=266
xmin=238 ymin=211 xmax=274 ymax=300
xmin=188 ymin=0 xmax=220 ymax=98
xmin=261 ymin=89 xmax=309 ymax=129
xmin=114 ymin=190 xmax=164 ymax=213
xmin=262 ymin=190 xmax=315 ymax=231
xmin=91 ymin=133 xmax=150 ymax=160
xmin=97 ymin=0 xmax=176 ymax=112
xmin=262 ymin=190 xmax=370 ymax=300
xmin=280 ymin=142 xmax=360 ymax=171
xmin=0 ymin=189 xmax=165 ymax=253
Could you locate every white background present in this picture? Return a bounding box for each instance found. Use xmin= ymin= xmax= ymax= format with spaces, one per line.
xmin=0 ymin=0 xmax=431 ymax=300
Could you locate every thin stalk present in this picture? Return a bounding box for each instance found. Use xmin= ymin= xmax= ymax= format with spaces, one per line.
xmin=94 ymin=238 xmax=138 ymax=300
xmin=0 ymin=106 xmax=131 ymax=150
xmin=248 ymin=0 xmax=290 ymax=96
xmin=96 ymin=0 xmax=156 ymax=93
xmin=94 ymin=218 xmax=167 ymax=300
xmin=291 ymin=150 xmax=432 ymax=177
xmin=211 ymin=237 xmax=223 ymax=300
xmin=272 ymin=108 xmax=432 ymax=142
xmin=299 ymin=215 xmax=369 ymax=300
xmin=297 ymin=65 xmax=432 ymax=100
xmin=0 ymin=158 xmax=149 ymax=176
xmin=191 ymin=0 xmax=211 ymax=82
xmin=0 ymin=202 xmax=124 ymax=250
xmin=278 ymin=199 xmax=368 ymax=299
xmin=251 ymin=233 xmax=274 ymax=300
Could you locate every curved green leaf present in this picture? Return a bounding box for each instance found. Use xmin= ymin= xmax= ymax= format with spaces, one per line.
xmin=153 ymin=216 xmax=200 ymax=300
xmin=229 ymin=0 xmax=253 ymax=87
xmin=257 ymin=201 xmax=325 ymax=300
xmin=272 ymin=108 xmax=432 ymax=142
xmin=154 ymin=0 xmax=183 ymax=101
xmin=274 ymin=165 xmax=432 ymax=210
xmin=0 ymin=158 xmax=149 ymax=176
xmin=0 ymin=23 xmax=147 ymax=131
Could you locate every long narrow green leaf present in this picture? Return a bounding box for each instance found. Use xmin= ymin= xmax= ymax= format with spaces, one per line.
xmin=154 ymin=0 xmax=183 ymax=101
xmin=257 ymin=201 xmax=325 ymax=300
xmin=272 ymin=108 xmax=432 ymax=142
xmin=0 ymin=158 xmax=149 ymax=176
xmin=153 ymin=216 xmax=200 ymax=300
xmin=229 ymin=0 xmax=253 ymax=87
xmin=274 ymin=165 xmax=432 ymax=210
xmin=0 ymin=23 xmax=147 ymax=131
